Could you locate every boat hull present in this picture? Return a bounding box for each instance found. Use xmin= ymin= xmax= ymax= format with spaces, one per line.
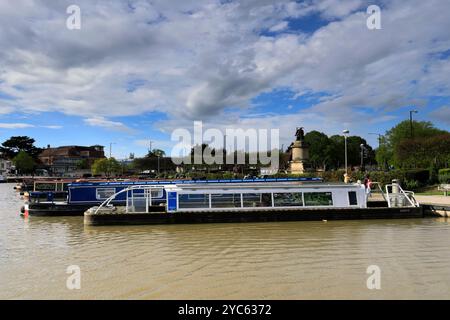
xmin=84 ymin=206 xmax=424 ymax=226
xmin=24 ymin=203 xmax=93 ymax=216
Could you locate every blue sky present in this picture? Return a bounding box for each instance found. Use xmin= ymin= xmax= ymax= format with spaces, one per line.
xmin=0 ymin=0 xmax=449 ymax=159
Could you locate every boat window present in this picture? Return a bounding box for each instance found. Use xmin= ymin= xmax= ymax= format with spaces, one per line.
xmin=211 ymin=193 xmax=241 ymax=208
xmin=348 ymin=191 xmax=358 ymax=205
xmin=273 ymin=192 xmax=303 ymax=207
xmin=151 ymin=189 xmax=163 ymax=198
xmin=35 ymin=183 xmax=57 ymax=192
xmin=178 ymin=194 xmax=210 ymax=209
xmin=242 ymin=193 xmax=272 ymax=207
xmin=96 ymin=188 xmax=116 ymax=200
xmin=304 ymin=192 xmax=333 ymax=206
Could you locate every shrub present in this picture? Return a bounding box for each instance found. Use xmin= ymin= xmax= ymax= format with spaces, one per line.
xmin=439 ymin=168 xmax=450 ymax=183
xmin=404 ymin=179 xmax=420 ymax=190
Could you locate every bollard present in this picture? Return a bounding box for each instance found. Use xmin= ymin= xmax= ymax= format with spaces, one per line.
xmin=392 ymin=179 xmax=400 ymax=207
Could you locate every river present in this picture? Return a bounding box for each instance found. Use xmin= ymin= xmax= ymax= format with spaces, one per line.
xmin=1 ymin=183 xmax=449 ymax=299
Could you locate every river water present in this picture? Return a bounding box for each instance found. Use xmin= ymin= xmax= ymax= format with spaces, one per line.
xmin=1 ymin=183 xmax=449 ymax=299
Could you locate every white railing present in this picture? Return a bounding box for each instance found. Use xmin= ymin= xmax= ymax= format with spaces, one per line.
xmin=94 ymin=185 xmax=164 ymax=214
xmin=385 ymin=183 xmax=419 ymax=208
xmin=369 ymin=182 xmax=387 ymax=202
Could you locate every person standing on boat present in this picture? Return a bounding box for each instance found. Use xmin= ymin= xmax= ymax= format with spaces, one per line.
xmin=363 ymin=174 xmax=372 ymax=197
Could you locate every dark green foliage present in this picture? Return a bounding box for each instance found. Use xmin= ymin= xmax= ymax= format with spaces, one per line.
xmin=0 ymin=136 xmax=43 ymax=160
xmin=439 ymin=169 xmax=450 ymax=183
xmin=12 ymin=151 xmax=36 ymax=173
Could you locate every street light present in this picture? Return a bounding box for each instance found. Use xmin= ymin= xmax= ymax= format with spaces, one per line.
xmin=360 ymin=143 xmax=365 ymax=171
xmin=109 ymin=142 xmax=116 ymax=158
xmin=409 ymin=110 xmax=418 ymax=138
xmin=343 ymin=129 xmax=350 ymax=178
xmin=108 ymin=142 xmax=116 ymax=178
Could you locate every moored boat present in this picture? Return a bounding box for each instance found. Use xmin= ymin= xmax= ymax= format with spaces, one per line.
xmin=22 ymin=177 xmax=322 ymax=216
xmin=84 ymin=180 xmax=422 ymax=226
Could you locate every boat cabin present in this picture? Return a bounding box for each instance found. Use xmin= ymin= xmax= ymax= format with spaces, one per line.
xmin=164 ymin=183 xmax=367 ymax=213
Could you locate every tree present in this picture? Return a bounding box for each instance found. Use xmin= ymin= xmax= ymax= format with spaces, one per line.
xmin=147 ymin=149 xmax=166 ymax=158
xmin=12 ymin=151 xmax=36 ymax=174
xmin=304 ymin=131 xmax=332 ymax=170
xmin=91 ymin=158 xmax=121 ymax=176
xmin=0 ymin=136 xmax=43 ymax=160
xmin=381 ymin=120 xmax=448 ymax=168
xmin=395 ymin=134 xmax=450 ymax=169
xmin=76 ymin=159 xmax=90 ymax=170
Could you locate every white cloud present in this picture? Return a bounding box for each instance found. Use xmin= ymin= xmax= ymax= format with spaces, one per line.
xmin=84 ymin=117 xmax=135 ymax=133
xmin=0 ymin=123 xmax=34 ymax=129
xmin=269 ymin=21 xmax=289 ymax=32
xmin=429 ymin=106 xmax=450 ymax=125
xmin=41 ymin=125 xmax=63 ymax=129
xmin=0 ymin=0 xmax=448 ymax=143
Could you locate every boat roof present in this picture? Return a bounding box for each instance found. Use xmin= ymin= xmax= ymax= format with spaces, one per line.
xmin=68 ymin=177 xmax=323 ymax=187
xmin=165 ymin=182 xmax=362 ymax=192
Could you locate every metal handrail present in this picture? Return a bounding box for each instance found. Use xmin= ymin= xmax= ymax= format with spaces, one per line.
xmin=369 ymin=182 xmax=387 ymax=202
xmin=385 ymin=183 xmax=419 ymax=208
xmin=93 ymin=185 xmax=164 ymax=214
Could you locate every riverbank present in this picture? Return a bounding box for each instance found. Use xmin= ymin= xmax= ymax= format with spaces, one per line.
xmin=415 ymin=195 xmax=450 ymax=206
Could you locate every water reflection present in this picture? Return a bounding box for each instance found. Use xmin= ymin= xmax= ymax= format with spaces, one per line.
xmin=1 ymin=183 xmax=450 ymax=299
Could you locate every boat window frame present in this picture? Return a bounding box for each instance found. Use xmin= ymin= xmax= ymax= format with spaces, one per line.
xmin=303 ymin=191 xmax=334 ymax=207
xmin=348 ymin=191 xmax=358 ymax=206
xmin=242 ymin=192 xmax=273 ymax=208
xmin=96 ymin=187 xmax=117 ymax=200
xmin=273 ymin=192 xmax=304 ymax=207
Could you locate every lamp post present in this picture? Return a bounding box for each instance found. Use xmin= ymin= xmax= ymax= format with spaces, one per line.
xmin=343 ymin=129 xmax=349 ymax=182
xmin=360 ymin=143 xmax=365 ymax=171
xmin=108 ymin=142 xmax=116 ymax=178
xmin=343 ymin=130 xmax=349 ymax=174
xmin=409 ymin=110 xmax=418 ymax=138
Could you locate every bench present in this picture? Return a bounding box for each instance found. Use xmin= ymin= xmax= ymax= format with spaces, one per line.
xmin=438 ymin=184 xmax=450 ymax=196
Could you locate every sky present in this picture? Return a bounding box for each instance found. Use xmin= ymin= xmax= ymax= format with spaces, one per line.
xmin=0 ymin=0 xmax=449 ymax=159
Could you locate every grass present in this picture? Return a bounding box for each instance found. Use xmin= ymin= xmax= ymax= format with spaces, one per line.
xmin=415 ymin=191 xmax=448 ymax=196
xmin=414 ymin=184 xmax=449 ymax=196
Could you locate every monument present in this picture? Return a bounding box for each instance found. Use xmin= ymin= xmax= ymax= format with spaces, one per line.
xmin=289 ymin=127 xmax=310 ymax=174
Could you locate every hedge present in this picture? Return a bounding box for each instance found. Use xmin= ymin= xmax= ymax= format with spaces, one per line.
xmin=439 ymin=168 xmax=450 ymax=183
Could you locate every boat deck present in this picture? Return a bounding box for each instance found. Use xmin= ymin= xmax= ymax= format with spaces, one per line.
xmin=84 ymin=206 xmax=423 ymax=226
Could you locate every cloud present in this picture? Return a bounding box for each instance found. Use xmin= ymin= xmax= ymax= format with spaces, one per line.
xmin=0 ymin=123 xmax=34 ymax=129
xmin=429 ymin=106 xmax=450 ymax=125
xmin=41 ymin=125 xmax=63 ymax=129
xmin=84 ymin=117 xmax=135 ymax=133
xmin=0 ymin=0 xmax=448 ymax=144
xmin=269 ymin=21 xmax=289 ymax=32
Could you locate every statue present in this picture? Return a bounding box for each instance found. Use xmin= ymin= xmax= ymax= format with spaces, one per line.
xmin=290 ymin=127 xmax=310 ymax=174
xmin=295 ymin=127 xmax=305 ymax=141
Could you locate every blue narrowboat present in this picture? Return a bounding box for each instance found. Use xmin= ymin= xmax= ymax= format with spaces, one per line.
xmin=22 ymin=178 xmax=323 ymax=216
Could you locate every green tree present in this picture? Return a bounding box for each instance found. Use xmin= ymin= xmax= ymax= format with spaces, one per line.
xmin=382 ymin=120 xmax=448 ymax=168
xmin=0 ymin=136 xmax=43 ymax=160
xmin=396 ymin=134 xmax=450 ymax=169
xmin=12 ymin=151 xmax=36 ymax=174
xmin=147 ymin=149 xmax=166 ymax=157
xmin=304 ymin=131 xmax=332 ymax=170
xmin=76 ymin=159 xmax=90 ymax=170
xmin=91 ymin=158 xmax=121 ymax=176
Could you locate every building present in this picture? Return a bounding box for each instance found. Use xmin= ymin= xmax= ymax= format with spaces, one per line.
xmin=0 ymin=159 xmax=13 ymax=175
xmin=38 ymin=145 xmax=105 ymax=176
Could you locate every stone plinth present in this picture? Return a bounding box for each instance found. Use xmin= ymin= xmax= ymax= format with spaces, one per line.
xmin=289 ymin=140 xmax=310 ymax=174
